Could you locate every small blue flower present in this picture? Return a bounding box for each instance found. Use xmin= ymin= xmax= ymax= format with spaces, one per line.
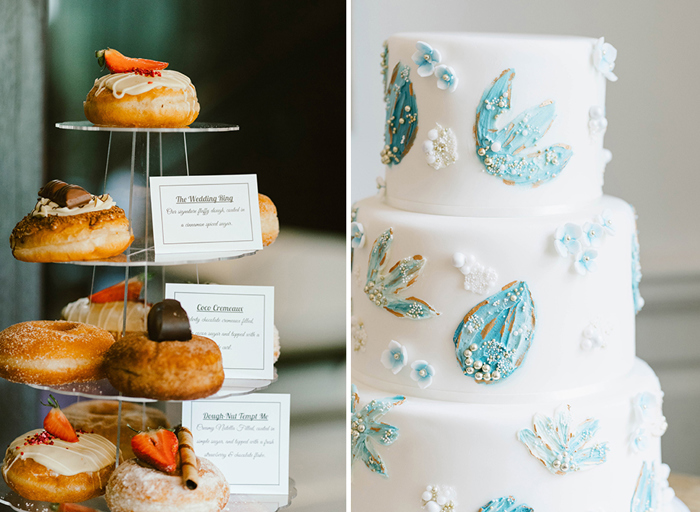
xmin=593 ymin=37 xmax=618 ymax=82
xmin=575 ymin=249 xmax=599 ymax=275
xmin=351 ymin=221 xmax=366 ymax=249
xmin=410 ymin=360 xmax=435 ymax=389
xmin=435 ymin=65 xmax=458 ymax=92
xmin=582 ymin=222 xmax=605 ymax=247
xmin=596 ymin=209 xmax=615 ymax=235
xmin=412 ymin=41 xmax=442 ymax=78
xmin=631 ymin=425 xmax=651 ymax=452
xmin=380 ymin=340 xmax=408 ymax=375
xmin=554 ymin=223 xmax=583 ymax=257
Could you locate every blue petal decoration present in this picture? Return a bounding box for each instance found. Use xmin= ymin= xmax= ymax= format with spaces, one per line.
xmin=479 ymin=496 xmax=533 ymax=512
xmin=518 ymin=405 xmax=609 ymax=475
xmin=351 ymin=383 xmax=405 ymax=477
xmin=631 ymin=207 xmax=645 ymax=314
xmin=364 ymin=228 xmax=439 ymax=320
xmin=475 ymin=69 xmax=573 ymax=186
xmin=631 ymin=462 xmax=674 ymax=512
xmin=453 ymin=281 xmax=536 ymax=383
xmin=381 ymin=62 xmax=419 ymax=166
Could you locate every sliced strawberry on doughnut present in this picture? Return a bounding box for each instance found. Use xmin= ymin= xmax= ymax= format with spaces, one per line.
xmin=55 ymin=504 xmax=99 ymax=512
xmin=42 ymin=394 xmax=78 ymax=442
xmin=130 ymin=427 xmax=179 ymax=473
xmin=89 ymin=274 xmax=144 ymax=303
xmin=95 ymin=48 xmax=169 ymax=74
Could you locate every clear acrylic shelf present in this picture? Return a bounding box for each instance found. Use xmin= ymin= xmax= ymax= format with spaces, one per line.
xmin=55 ymin=121 xmax=240 ymax=133
xmin=59 ymin=239 xmax=257 ymax=267
xmin=0 ymin=477 xmax=296 ymax=512
xmin=24 ymin=369 xmax=277 ymax=402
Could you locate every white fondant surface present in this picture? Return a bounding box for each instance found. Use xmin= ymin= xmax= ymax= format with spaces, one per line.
xmin=352 ymin=194 xmax=636 ymax=400
xmin=352 ymin=359 xmax=664 ymax=512
xmin=384 ymin=33 xmax=607 ymax=215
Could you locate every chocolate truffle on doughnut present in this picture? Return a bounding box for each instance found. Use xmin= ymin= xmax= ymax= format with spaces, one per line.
xmin=0 ymin=320 xmax=115 ymax=385
xmin=9 ymin=179 xmax=134 ymax=263
xmin=104 ymin=300 xmax=224 ymax=400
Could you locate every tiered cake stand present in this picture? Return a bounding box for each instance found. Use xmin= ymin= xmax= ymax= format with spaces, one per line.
xmin=0 ymin=122 xmax=295 ymax=512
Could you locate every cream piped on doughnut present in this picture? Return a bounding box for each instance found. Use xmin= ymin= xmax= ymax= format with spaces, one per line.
xmin=93 ymin=70 xmax=196 ymax=100
xmin=3 ymin=429 xmax=116 ymax=477
xmin=62 ymin=297 xmax=150 ymax=333
xmin=32 ymin=194 xmax=116 ymax=217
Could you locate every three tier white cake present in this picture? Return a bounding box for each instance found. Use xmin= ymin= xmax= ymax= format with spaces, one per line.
xmin=351 ymin=33 xmax=674 ymax=512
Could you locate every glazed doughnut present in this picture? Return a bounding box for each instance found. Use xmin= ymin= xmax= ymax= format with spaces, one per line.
xmin=84 ymin=71 xmax=199 ymax=128
xmin=2 ymin=428 xmax=117 ymax=502
xmin=259 ymin=193 xmax=279 ymax=247
xmin=103 ymin=332 xmax=224 ymax=400
xmin=0 ymin=321 xmax=115 ymax=385
xmin=63 ymin=400 xmax=170 ymax=460
xmin=10 ymin=188 xmax=133 ymax=263
xmin=105 ymin=457 xmax=229 ymax=512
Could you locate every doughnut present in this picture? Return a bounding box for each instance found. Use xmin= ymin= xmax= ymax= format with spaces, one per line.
xmin=105 ymin=457 xmax=229 ymax=512
xmin=2 ymin=428 xmax=118 ymax=503
xmin=0 ymin=321 xmax=115 ymax=385
xmin=62 ymin=298 xmax=150 ymax=336
xmin=84 ymin=71 xmax=199 ymax=128
xmin=10 ymin=182 xmax=133 ymax=263
xmin=259 ymin=193 xmax=279 ymax=247
xmin=103 ymin=332 xmax=224 ymax=400
xmin=63 ymin=400 xmax=170 ymax=460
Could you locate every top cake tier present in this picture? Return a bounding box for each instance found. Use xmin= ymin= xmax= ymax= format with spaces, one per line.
xmin=382 ymin=32 xmax=613 ymax=216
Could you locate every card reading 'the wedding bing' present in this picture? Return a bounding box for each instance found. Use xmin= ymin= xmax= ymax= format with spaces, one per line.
xmin=182 ymin=394 xmax=291 ymax=495
xmin=150 ymin=174 xmax=262 ymax=254
xmin=165 ymin=283 xmax=275 ymax=380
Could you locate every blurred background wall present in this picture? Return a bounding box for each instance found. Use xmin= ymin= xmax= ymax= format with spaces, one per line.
xmin=352 ymin=0 xmax=700 ymax=475
xmin=0 ymin=1 xmax=346 ymax=511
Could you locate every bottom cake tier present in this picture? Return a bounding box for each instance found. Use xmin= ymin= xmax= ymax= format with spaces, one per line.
xmin=351 ymin=358 xmax=674 ymax=512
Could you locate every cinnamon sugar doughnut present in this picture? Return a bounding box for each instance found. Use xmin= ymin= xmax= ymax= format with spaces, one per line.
xmin=258 ymin=193 xmax=279 ymax=247
xmin=105 ymin=457 xmax=229 ymax=512
xmin=103 ymin=332 xmax=224 ymax=400
xmin=2 ymin=428 xmax=117 ymax=502
xmin=0 ymin=321 xmax=115 ymax=385
xmin=63 ymin=400 xmax=170 ymax=460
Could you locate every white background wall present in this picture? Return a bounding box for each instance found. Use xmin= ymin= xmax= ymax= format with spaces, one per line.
xmin=352 ymin=0 xmax=700 ymax=474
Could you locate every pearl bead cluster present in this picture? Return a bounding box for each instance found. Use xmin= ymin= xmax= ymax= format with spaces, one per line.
xmin=551 ymin=451 xmax=577 ymax=473
xmin=364 ymin=278 xmax=389 ymax=308
xmin=461 ymin=342 xmax=503 ymax=382
xmin=421 ymin=486 xmax=455 ymax=512
xmin=380 ymin=42 xmax=388 ymax=94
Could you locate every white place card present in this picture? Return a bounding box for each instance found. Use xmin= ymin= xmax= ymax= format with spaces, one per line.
xmin=150 ymin=175 xmax=262 ymax=254
xmin=166 ymin=283 xmax=275 ymax=380
xmin=182 ymin=394 xmax=290 ymax=495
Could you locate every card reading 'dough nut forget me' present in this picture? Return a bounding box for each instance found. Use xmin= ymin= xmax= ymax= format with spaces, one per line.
xmin=182 ymin=394 xmax=291 ymax=495
xmin=166 ymin=283 xmax=275 ymax=380
xmin=150 ymin=174 xmax=263 ymax=255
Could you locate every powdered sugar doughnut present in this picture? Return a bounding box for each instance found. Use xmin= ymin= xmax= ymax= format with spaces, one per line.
xmin=105 ymin=457 xmax=229 ymax=512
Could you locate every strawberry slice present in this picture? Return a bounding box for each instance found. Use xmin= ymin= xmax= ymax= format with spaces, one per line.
xmin=55 ymin=504 xmax=99 ymax=512
xmin=130 ymin=427 xmax=179 ymax=473
xmin=96 ymin=48 xmax=168 ymax=74
xmin=89 ymin=274 xmax=144 ymax=303
xmin=42 ymin=395 xmax=78 ymax=443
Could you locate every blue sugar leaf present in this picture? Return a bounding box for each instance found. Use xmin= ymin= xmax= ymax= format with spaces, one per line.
xmin=381 ymin=62 xmax=419 ymax=166
xmin=475 ymin=68 xmax=573 ymax=186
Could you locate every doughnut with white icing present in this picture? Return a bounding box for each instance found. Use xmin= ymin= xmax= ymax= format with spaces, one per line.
xmin=2 ymin=428 xmax=117 ymax=502
xmin=84 ymin=70 xmax=200 ymax=128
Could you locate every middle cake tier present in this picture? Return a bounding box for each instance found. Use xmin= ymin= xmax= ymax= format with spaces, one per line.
xmin=351 ymin=194 xmax=638 ymax=400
